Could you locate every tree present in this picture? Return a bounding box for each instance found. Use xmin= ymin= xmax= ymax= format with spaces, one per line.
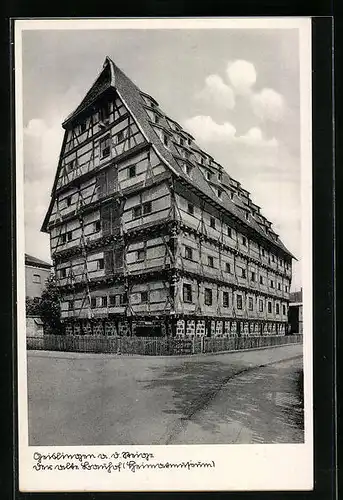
xmin=26 ymin=274 xmax=64 ymax=334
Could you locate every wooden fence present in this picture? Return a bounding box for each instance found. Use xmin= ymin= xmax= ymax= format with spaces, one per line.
xmin=27 ymin=334 xmax=303 ymax=356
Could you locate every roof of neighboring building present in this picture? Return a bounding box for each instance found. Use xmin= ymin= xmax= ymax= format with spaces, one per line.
xmin=43 ymin=57 xmax=295 ymax=259
xmin=289 ymin=290 xmax=302 ymax=303
xmin=25 ymin=254 xmax=52 ymax=269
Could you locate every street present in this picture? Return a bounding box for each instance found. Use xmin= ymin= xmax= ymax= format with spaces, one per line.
xmin=27 ymin=344 xmax=304 ymax=446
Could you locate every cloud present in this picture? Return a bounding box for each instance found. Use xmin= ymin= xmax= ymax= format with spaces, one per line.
xmin=184 ymin=116 xmax=277 ymax=151
xmin=226 ymin=60 xmax=257 ymax=95
xmin=251 ymin=88 xmax=285 ymax=122
xmin=196 ymin=74 xmax=235 ymax=110
xmin=24 ymin=118 xmax=64 ymax=183
xmin=184 ymin=115 xmax=236 ymax=143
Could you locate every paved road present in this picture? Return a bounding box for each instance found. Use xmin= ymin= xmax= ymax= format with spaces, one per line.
xmin=27 ymin=344 xmax=303 ymax=446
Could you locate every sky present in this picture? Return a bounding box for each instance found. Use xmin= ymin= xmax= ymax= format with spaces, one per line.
xmin=21 ymin=26 xmax=303 ymax=291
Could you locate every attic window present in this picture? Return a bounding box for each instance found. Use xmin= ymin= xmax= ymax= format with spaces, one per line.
xmin=100 ymin=135 xmax=111 ymax=158
xmin=154 ymin=114 xmax=160 ymax=124
xmin=163 ymin=134 xmax=169 ymax=147
xmin=80 ymin=121 xmax=87 ymax=133
xmin=180 ymin=138 xmax=184 ymax=146
xmin=100 ymin=102 xmax=110 ymax=122
xmin=200 ymin=157 xmax=204 ymax=165
xmin=187 ymin=138 xmax=192 ymax=146
xmin=245 ymin=211 xmax=249 ymax=220
xmin=206 ymin=171 xmax=212 ymax=181
xmin=218 ymin=172 xmax=222 ymax=182
xmin=116 ymin=129 xmax=124 ymax=143
xmin=217 ymin=189 xmax=222 ymax=199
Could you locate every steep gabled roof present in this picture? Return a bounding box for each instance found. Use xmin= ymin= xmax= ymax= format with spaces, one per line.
xmin=43 ymin=56 xmax=295 ymax=259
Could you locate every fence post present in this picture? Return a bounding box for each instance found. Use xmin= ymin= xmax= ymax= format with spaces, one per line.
xmin=117 ymin=337 xmax=121 ymax=355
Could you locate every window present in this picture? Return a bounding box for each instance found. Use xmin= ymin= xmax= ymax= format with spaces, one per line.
xmin=137 ymin=249 xmax=145 ymax=261
xmin=80 ymin=121 xmax=87 ymax=133
xmin=268 ymin=301 xmax=272 ymax=313
xmin=94 ymin=220 xmax=101 ymax=232
xmin=100 ymin=102 xmax=110 ymax=122
xmin=282 ymin=304 xmax=286 ymax=315
xmin=241 ymin=268 xmax=246 ymax=279
xmin=280 ymin=258 xmax=283 ymax=266
xmin=68 ymin=300 xmax=74 ymax=311
xmin=32 ymin=274 xmax=41 ymax=284
xmin=261 ymin=248 xmax=265 ymax=257
xmin=277 ymin=282 xmax=281 ymax=291
xmin=237 ymin=294 xmax=243 ymax=310
xmin=116 ymin=129 xmax=124 ymax=143
xmin=285 ymin=285 xmax=289 ymax=293
xmin=60 ymin=233 xmax=67 ymax=244
xmin=91 ymin=297 xmax=97 ymax=308
xmin=67 ymin=231 xmax=73 ymax=242
xmin=187 ymin=138 xmax=192 ymax=146
xmin=98 ymin=258 xmax=104 ymax=270
xmin=143 ymin=201 xmax=152 ymax=214
xmin=200 ymin=157 xmax=204 ymax=165
xmin=185 ymin=163 xmax=193 ymax=176
xmin=272 ymin=255 xmax=275 ymax=263
xmin=259 ymin=299 xmax=264 ymax=312
xmin=109 ymin=294 xmax=124 ymax=307
xmin=163 ymin=134 xmax=169 ymax=147
xmin=218 ymin=172 xmax=222 ymax=182
xmin=270 ymin=280 xmax=274 ymax=289
xmin=100 ymin=296 xmax=108 ymax=307
xmin=223 ymin=291 xmax=229 ymax=308
xmin=60 ymin=268 xmax=66 ymax=279
xmin=183 ymin=284 xmax=192 ymax=303
xmin=109 ymin=295 xmax=116 ymax=306
xmin=204 ymin=288 xmax=213 ymax=306
xmin=245 ymin=211 xmax=249 ymax=220
xmin=128 ymin=165 xmax=136 ymax=178
xmin=100 ymin=134 xmax=111 ymax=158
xmin=133 ymin=205 xmax=142 ymax=218
xmin=248 ymin=297 xmax=253 ymax=311
xmin=276 ymin=303 xmax=280 ymax=315
xmin=242 ymin=236 xmax=247 ymax=247
xmin=217 ymin=189 xmax=222 ymax=199
xmin=140 ymin=291 xmax=148 ymax=303
xmin=225 ymin=262 xmax=231 ymax=274
xmin=66 ymin=196 xmax=72 ymax=207
xmin=250 ymin=271 xmax=256 ymax=282
xmin=210 ymin=217 xmax=216 ymax=229
xmin=227 ymin=226 xmax=232 ymax=238
xmin=180 ymin=137 xmax=184 ymax=146
xmin=208 ymin=256 xmax=214 ymax=268
xmin=187 ymin=203 xmax=194 ymax=215
xmin=185 ymin=246 xmax=193 ymax=260
xmin=66 ymin=159 xmax=75 ymax=173
xmin=206 ymin=170 xmax=212 ymax=181
xmin=260 ymin=276 xmax=264 ymax=285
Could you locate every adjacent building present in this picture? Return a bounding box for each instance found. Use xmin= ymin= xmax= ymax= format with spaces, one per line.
xmin=288 ymin=289 xmax=303 ymax=334
xmin=25 ymin=253 xmax=52 ymax=299
xmin=41 ymin=57 xmax=294 ymax=337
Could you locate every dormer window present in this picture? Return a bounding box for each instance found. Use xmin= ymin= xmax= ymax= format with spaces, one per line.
xmin=184 ymin=164 xmax=192 ymax=177
xmin=206 ymin=171 xmax=212 ymax=181
xmin=180 ymin=138 xmax=184 ymax=146
xmin=217 ymin=189 xmax=222 ymax=199
xmin=163 ymin=134 xmax=169 ymax=147
xmin=200 ymin=157 xmax=204 ymax=165
xmin=218 ymin=172 xmax=222 ymax=182
xmin=80 ymin=121 xmax=87 ymax=133
xmin=154 ymin=114 xmax=160 ymax=124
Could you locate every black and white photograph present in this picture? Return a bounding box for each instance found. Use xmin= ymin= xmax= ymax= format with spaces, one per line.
xmin=16 ymin=18 xmax=313 ymax=492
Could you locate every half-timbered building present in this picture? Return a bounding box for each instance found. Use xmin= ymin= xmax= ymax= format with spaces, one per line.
xmin=42 ymin=57 xmax=294 ymax=337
